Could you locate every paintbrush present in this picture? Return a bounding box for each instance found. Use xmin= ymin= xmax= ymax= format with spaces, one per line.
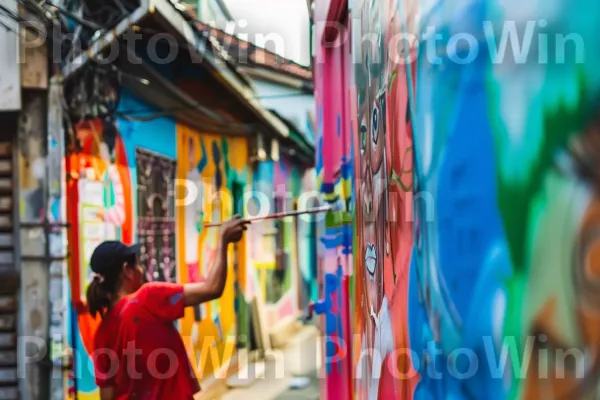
xmin=203 ymin=205 xmax=331 ymax=227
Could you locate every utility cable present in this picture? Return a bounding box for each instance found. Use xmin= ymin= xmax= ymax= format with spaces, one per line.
xmin=46 ymin=1 xmax=102 ymax=31
xmin=53 ymin=1 xmax=313 ymax=136
xmin=0 ymin=1 xmax=48 ymax=37
xmin=0 ymin=18 xmax=15 ymax=34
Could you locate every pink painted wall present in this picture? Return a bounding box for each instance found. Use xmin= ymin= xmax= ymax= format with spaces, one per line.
xmin=314 ymin=1 xmax=354 ymax=398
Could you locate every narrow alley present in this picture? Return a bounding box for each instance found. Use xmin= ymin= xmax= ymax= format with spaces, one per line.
xmin=1 ymin=0 xmax=599 ymax=399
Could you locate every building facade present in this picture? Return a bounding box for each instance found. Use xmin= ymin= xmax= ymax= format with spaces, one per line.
xmin=7 ymin=0 xmax=317 ymax=398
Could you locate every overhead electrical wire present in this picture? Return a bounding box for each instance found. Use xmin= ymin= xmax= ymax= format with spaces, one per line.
xmin=46 ymin=1 xmax=102 ymax=31
xmin=0 ymin=1 xmax=54 ymax=38
xmin=0 ymin=16 xmax=16 ymax=34
xmin=0 ymin=4 xmax=20 ymax=22
xmin=48 ymin=0 xmax=313 ymax=138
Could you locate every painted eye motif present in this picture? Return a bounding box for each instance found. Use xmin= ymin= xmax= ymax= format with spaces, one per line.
xmin=360 ymin=115 xmax=367 ymax=154
xmin=372 ymin=104 xmax=380 ymax=146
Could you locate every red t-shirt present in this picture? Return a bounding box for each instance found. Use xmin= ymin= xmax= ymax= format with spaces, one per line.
xmin=93 ymin=282 xmax=200 ymax=399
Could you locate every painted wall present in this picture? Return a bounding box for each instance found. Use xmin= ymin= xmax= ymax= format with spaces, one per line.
xmin=313 ymin=1 xmax=354 ymax=397
xmin=63 ymin=84 xmax=313 ymax=397
xmin=352 ymin=0 xmax=417 ymax=398
xmin=248 ymin=155 xmax=315 ymax=325
xmin=297 ymin=168 xmax=319 ymax=308
xmin=316 ymin=0 xmax=600 ymax=398
xmin=65 ymin=89 xmax=178 ymax=399
xmin=409 ymin=0 xmax=600 ymax=398
xmin=48 ymin=78 xmax=70 ymax=400
xmin=176 ymin=124 xmax=250 ymax=378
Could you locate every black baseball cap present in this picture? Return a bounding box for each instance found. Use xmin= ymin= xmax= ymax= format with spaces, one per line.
xmin=90 ymin=241 xmax=141 ymax=276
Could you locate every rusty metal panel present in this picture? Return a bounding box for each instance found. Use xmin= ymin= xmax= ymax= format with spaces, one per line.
xmin=0 ymin=0 xmax=20 ymax=111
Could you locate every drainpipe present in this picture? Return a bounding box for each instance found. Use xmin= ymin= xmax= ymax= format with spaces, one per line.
xmin=309 ymin=1 xmax=314 ymax=70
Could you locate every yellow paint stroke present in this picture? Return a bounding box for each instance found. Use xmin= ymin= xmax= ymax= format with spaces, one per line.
xmin=176 ymin=123 xmax=249 ymax=379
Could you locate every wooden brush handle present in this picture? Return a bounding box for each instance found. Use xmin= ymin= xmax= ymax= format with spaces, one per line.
xmin=203 ymin=205 xmax=331 ymax=228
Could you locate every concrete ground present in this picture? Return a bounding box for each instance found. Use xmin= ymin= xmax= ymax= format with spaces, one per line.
xmin=222 ymin=324 xmax=322 ymax=400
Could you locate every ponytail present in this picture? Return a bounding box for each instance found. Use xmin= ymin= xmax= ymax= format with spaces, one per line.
xmin=87 ymin=277 xmax=111 ymax=319
xmin=86 ymin=253 xmax=137 ymax=318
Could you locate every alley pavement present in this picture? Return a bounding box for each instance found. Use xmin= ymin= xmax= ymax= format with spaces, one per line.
xmin=222 ymin=324 xmax=322 ymax=400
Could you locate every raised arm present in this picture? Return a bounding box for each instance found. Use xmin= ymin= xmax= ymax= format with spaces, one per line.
xmin=183 ymin=215 xmax=248 ymax=306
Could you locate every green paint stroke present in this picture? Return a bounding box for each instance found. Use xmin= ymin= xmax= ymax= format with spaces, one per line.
xmin=325 ymin=210 xmax=353 ymax=228
xmin=488 ymin=68 xmax=597 ymax=400
xmin=221 ymin=138 xmax=231 ymax=190
xmin=289 ymin=165 xmax=301 ymax=198
xmin=488 ymin=69 xmax=593 ymax=272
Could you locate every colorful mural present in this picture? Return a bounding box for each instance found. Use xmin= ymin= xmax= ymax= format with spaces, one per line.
xmin=247 ymin=160 xmax=275 ymax=304
xmin=314 ymin=3 xmax=355 ymax=397
xmin=298 ymin=168 xmax=319 ymax=309
xmin=350 ymin=0 xmax=418 ymax=398
xmin=272 ymin=156 xmax=301 ymax=318
xmin=47 ymin=80 xmax=70 ymax=400
xmin=65 ymin=116 xmax=136 ymax=400
xmin=409 ymin=0 xmax=600 ymax=399
xmin=65 ymin=90 xmax=177 ymax=399
xmin=176 ymin=124 xmax=250 ymax=378
xmin=316 ymin=0 xmax=600 ymax=399
xmin=248 ymin=155 xmax=315 ymax=326
xmin=63 ymin=82 xmax=314 ymax=397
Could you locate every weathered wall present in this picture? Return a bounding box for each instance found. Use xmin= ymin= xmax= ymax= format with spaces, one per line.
xmin=316 ymin=0 xmax=600 ymax=398
xmin=17 ymin=91 xmax=49 ymax=400
xmin=0 ymin=0 xmax=20 ymax=111
xmin=18 ymin=79 xmax=70 ymax=400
